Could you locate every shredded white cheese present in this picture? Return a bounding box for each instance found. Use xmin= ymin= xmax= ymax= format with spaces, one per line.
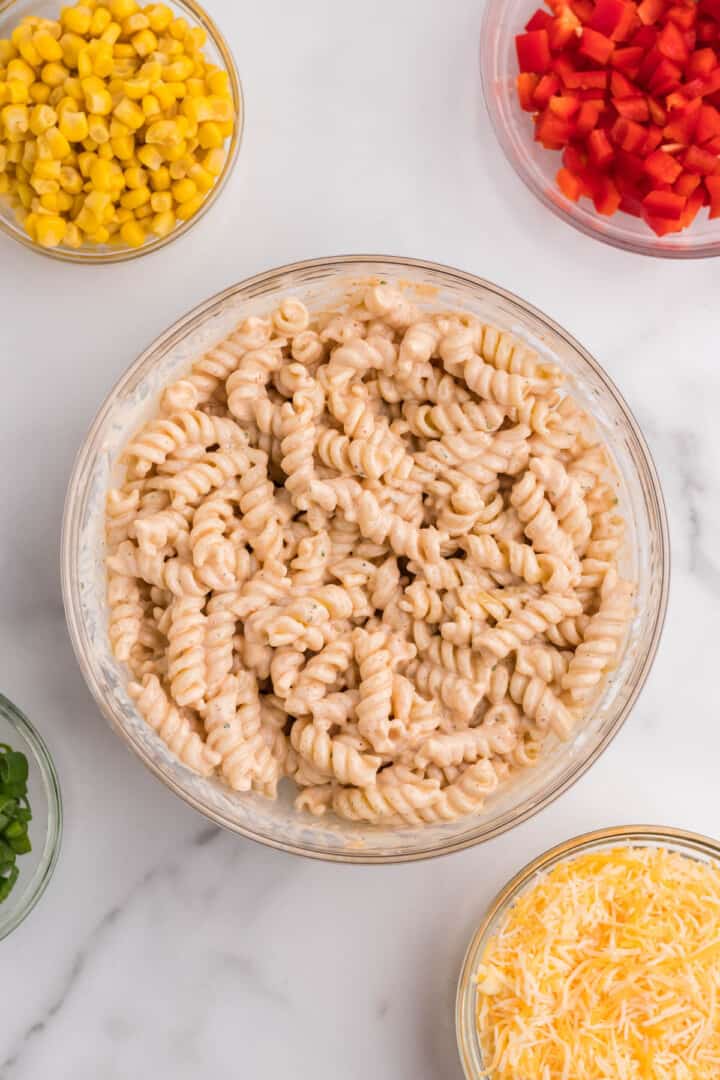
xmin=475 ymin=846 xmax=720 ymax=1079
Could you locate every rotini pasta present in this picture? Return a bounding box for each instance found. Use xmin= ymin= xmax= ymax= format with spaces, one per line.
xmin=106 ymin=284 xmax=632 ymax=827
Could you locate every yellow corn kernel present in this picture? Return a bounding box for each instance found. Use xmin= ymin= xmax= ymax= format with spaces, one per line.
xmin=21 ymin=138 xmax=37 ymax=170
xmin=110 ymin=133 xmax=134 ymax=159
xmin=140 ymin=92 xmax=160 ymax=119
xmin=63 ymin=221 xmax=82 ymax=246
xmin=123 ymin=12 xmax=149 ymax=34
xmin=151 ymin=207 xmax=174 ymax=235
xmin=109 ymin=0 xmax=139 ymax=17
xmin=146 ymin=4 xmax=172 ymax=32
xmin=89 ymin=156 xmax=112 ymax=190
xmin=29 ymin=82 xmax=51 ymax=104
xmin=88 ymin=224 xmax=110 ymax=243
xmin=148 ymin=164 xmax=169 ymax=190
xmin=168 ymin=17 xmax=188 ymax=41
xmin=7 ymin=58 xmax=35 ymax=86
xmin=87 ymin=113 xmax=109 ymax=143
xmin=149 ymin=80 xmax=174 ymax=111
xmin=193 ymin=95 xmax=232 ymax=124
xmin=168 ymin=158 xmax=188 ymax=179
xmin=63 ymin=76 xmax=84 ymax=102
xmin=99 ymin=23 xmax=122 ymax=47
xmin=2 ymin=103 xmax=29 ymax=137
xmin=170 ymin=176 xmax=196 ymax=203
xmin=122 ymin=76 xmax=149 ymax=100
xmin=111 ymin=58 xmax=138 ymax=80
xmin=16 ymin=181 xmax=34 ymax=208
xmin=33 ymin=158 xmax=61 ymax=181
xmin=175 ymin=193 xmax=203 ymax=221
xmin=77 ymin=149 xmax=96 ymax=176
xmin=23 ymin=211 xmax=39 ymax=240
xmin=92 ymin=42 xmax=114 ymax=77
xmin=187 ymin=163 xmax=212 ymax=194
xmin=61 ymin=6 xmax=92 ymax=35
xmin=89 ymin=6 xmax=112 ymax=36
xmin=6 ymin=141 xmax=23 ymax=163
xmin=0 ymin=173 xmax=10 ymax=193
xmin=119 ymin=217 xmax=144 ymax=246
xmin=33 ymin=29 xmax=63 ymax=63
xmin=30 ymin=174 xmax=59 ymax=195
xmin=109 ymin=117 xmax=129 ymax=138
xmin=197 ymin=120 xmax=223 ymax=149
xmin=82 ymin=136 xmax=98 ymax=152
xmin=73 ymin=204 xmax=98 ymax=232
xmin=185 ymin=77 xmax=204 ymax=98
xmin=144 ymin=118 xmax=180 ymax=145
xmin=84 ymin=188 xmax=111 ymax=216
xmin=136 ymin=143 xmax=163 ymax=171
xmin=6 ymin=80 xmax=29 ymax=104
xmin=35 ymin=213 xmax=67 ymax=247
xmin=38 ymin=190 xmax=60 ymax=211
xmin=28 ymin=102 xmax=57 ymax=135
xmin=163 ymin=56 xmax=193 ymax=82
xmin=161 ymin=138 xmax=186 ymax=163
xmin=41 ymin=61 xmax=68 ymax=87
xmin=59 ymin=108 xmax=89 ymax=141
xmin=202 ymin=147 xmax=225 ymax=176
xmin=217 ymin=120 xmax=234 ymax=139
xmin=82 ymin=76 xmax=112 ymax=115
xmin=186 ymin=25 xmax=207 ymax=51
xmin=123 ymin=164 xmax=146 ymax=188
xmin=59 ymin=32 xmax=84 ymax=70
xmin=97 ymin=141 xmax=113 ymax=160
xmin=113 ymin=95 xmax=144 ymax=129
xmin=207 ymin=69 xmax=229 ymax=97
xmin=59 ymin=164 xmax=83 ymax=193
xmin=18 ymin=38 xmax=41 ymax=68
xmin=120 ymin=183 xmax=149 ymax=208
xmin=0 ymin=145 xmax=6 ymax=172
xmin=115 ymin=205 xmax=132 ymax=223
xmin=131 ymin=29 xmax=157 ymax=57
xmin=77 ymin=47 xmax=91 ymax=78
xmin=0 ymin=40 xmax=16 ymax=65
xmin=134 ymin=202 xmax=152 ymax=219
xmin=150 ymin=190 xmax=174 ymax=216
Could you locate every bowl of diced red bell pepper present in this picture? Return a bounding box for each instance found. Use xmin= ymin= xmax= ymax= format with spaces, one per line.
xmin=481 ymin=0 xmax=720 ymax=254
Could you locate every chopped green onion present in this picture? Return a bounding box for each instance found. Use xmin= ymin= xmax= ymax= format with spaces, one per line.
xmin=0 ymin=744 xmax=32 ymax=904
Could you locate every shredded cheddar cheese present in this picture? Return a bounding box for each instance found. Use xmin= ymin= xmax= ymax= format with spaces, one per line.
xmin=475 ymin=846 xmax=720 ymax=1080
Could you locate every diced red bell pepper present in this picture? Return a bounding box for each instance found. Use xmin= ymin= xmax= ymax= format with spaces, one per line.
xmin=516 ymin=30 xmax=553 ymax=73
xmin=575 ymin=99 xmax=605 ymax=133
xmin=697 ymin=18 xmax=718 ymax=44
xmin=615 ymin=95 xmax=651 ymax=120
xmin=588 ymin=127 xmax=615 ymax=165
xmin=648 ymin=98 xmax=667 ymax=124
xmin=611 ymin=45 xmax=645 ymax=76
xmin=674 ymin=170 xmax=703 ymax=194
xmin=644 ymin=147 xmax=684 ymax=181
xmin=593 ymin=175 xmax=622 ymax=213
xmin=643 ymin=188 xmax=686 ymax=216
xmin=534 ymin=73 xmax=562 ymax=105
xmin=564 ymin=69 xmax=609 ymax=88
xmin=679 ymin=187 xmax=706 ymax=226
xmin=665 ymin=5 xmax=697 ymax=30
xmin=687 ymin=49 xmax=717 ymax=79
xmin=648 ymin=57 xmax=683 ymax=94
xmin=683 ymin=143 xmax=720 ymax=172
xmin=549 ymin=7 xmax=582 ymax=48
xmin=611 ymin=70 xmax=638 ymax=96
xmin=580 ymin=27 xmax=615 ymax=62
xmin=701 ymin=69 xmax=720 ymax=96
xmin=705 ymin=174 xmax=720 ymax=216
xmin=703 ymin=134 xmax=720 ymax=152
xmin=657 ymin=20 xmax=690 ymax=62
xmin=535 ymin=110 xmax=574 ymax=147
xmin=612 ymin=115 xmax=648 ymax=149
xmin=663 ymin=97 xmax=702 ymax=142
xmin=637 ymin=0 xmax=666 ymax=26
xmin=643 ymin=123 xmax=664 ymax=150
xmin=632 ymin=25 xmax=658 ymax=49
xmin=698 ymin=0 xmax=720 ymax=21
xmin=556 ymin=166 xmax=584 ymax=199
xmin=696 ymin=103 xmax=720 ymax=141
xmin=638 ymin=44 xmax=664 ymax=83
xmin=562 ymin=144 xmax=588 ymax=172
xmin=571 ymin=0 xmax=595 ymax=22
xmin=549 ymin=92 xmax=582 ymax=117
xmin=517 ymin=73 xmax=541 ymax=111
xmin=526 ymin=8 xmax=554 ymax=31
xmin=589 ymin=0 xmax=636 ymax=39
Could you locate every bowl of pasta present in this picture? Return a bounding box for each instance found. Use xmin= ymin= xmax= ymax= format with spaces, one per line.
xmin=61 ymin=255 xmax=669 ymax=862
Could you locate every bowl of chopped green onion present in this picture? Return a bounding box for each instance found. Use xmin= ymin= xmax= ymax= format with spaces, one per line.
xmin=0 ymin=694 xmax=62 ymax=939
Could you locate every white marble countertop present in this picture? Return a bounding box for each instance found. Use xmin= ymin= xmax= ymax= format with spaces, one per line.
xmin=1 ymin=0 xmax=719 ymax=1076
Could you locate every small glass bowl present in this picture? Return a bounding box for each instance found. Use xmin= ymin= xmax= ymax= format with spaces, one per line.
xmin=0 ymin=0 xmax=243 ymax=264
xmin=456 ymin=825 xmax=720 ymax=1078
xmin=481 ymin=0 xmax=720 ymax=258
xmin=0 ymin=694 xmax=62 ymax=940
xmin=62 ymin=255 xmax=669 ymax=863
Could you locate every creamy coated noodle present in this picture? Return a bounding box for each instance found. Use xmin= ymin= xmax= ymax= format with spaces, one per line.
xmin=105 ymin=283 xmax=633 ymax=825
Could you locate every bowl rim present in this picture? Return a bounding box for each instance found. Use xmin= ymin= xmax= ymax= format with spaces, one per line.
xmin=0 ymin=0 xmax=244 ymax=265
xmin=479 ymin=0 xmax=720 ymax=260
xmin=455 ymin=824 xmax=720 ymax=1078
xmin=0 ymin=693 xmax=63 ymax=940
xmin=60 ymin=254 xmax=670 ymax=864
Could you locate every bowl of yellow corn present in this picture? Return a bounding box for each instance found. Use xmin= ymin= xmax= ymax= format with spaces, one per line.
xmin=0 ymin=0 xmax=242 ymax=261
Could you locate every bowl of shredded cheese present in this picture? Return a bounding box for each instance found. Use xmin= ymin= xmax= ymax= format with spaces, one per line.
xmin=457 ymin=825 xmax=720 ymax=1079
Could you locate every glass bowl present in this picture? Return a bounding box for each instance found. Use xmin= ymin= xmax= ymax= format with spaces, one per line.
xmin=481 ymin=0 xmax=720 ymax=258
xmin=0 ymin=0 xmax=243 ymax=264
xmin=0 ymin=694 xmax=62 ymax=940
xmin=456 ymin=824 xmax=720 ymax=1078
xmin=61 ymin=255 xmax=669 ymax=863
